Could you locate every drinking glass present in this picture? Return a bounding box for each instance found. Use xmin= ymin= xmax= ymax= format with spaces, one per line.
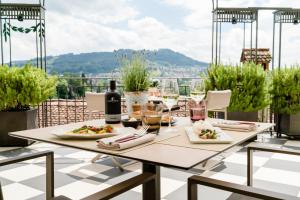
xmin=190 ymin=105 xmax=206 ymax=122
xmin=190 ymin=79 xmax=206 ymax=104
xmin=161 ymin=79 xmax=179 ymax=132
xmin=141 ymin=104 xmax=163 ymax=134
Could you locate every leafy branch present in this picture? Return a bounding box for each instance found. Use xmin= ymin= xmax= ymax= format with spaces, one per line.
xmin=2 ymin=22 xmax=45 ymax=42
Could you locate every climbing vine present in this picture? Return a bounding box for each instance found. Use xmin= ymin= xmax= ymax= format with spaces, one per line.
xmin=2 ymin=21 xmax=45 ymax=42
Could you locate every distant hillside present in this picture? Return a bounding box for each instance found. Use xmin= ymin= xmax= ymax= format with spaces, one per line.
xmin=12 ymin=49 xmax=208 ymax=74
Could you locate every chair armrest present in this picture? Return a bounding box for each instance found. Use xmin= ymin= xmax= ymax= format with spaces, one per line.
xmin=0 ymin=151 xmax=54 ymax=200
xmin=0 ymin=150 xmax=53 ymax=166
xmin=247 ymin=144 xmax=300 ymax=186
xmin=248 ymin=144 xmax=300 ymax=156
xmin=188 ymin=175 xmax=299 ymax=200
xmin=81 ymin=172 xmax=155 ymax=200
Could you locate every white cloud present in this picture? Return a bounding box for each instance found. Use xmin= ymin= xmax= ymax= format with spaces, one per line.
xmin=47 ymin=0 xmax=138 ymax=24
xmin=4 ymin=0 xmax=300 ymax=66
xmin=162 ymin=0 xmax=300 ymax=65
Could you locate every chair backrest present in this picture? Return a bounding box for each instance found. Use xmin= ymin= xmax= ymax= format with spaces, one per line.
xmin=206 ymin=90 xmax=232 ymax=110
xmin=85 ymin=92 xmax=105 ymax=112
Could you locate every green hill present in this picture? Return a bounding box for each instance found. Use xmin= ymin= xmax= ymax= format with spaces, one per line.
xmin=12 ymin=49 xmax=208 ymax=74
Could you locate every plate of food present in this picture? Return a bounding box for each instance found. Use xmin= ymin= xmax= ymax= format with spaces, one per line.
xmin=185 ymin=121 xmax=232 ymax=144
xmin=161 ymin=115 xmax=177 ymax=126
xmin=51 ymin=124 xmax=119 ymax=139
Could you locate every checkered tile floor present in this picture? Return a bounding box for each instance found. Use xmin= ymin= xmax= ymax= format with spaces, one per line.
xmin=0 ymin=135 xmax=300 ymax=200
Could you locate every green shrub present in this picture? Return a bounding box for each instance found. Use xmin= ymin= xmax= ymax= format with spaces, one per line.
xmin=56 ymin=79 xmax=68 ymax=99
xmin=121 ymin=55 xmax=151 ymax=92
xmin=204 ymin=62 xmax=269 ymax=112
xmin=270 ymin=67 xmax=300 ymax=114
xmin=0 ymin=65 xmax=57 ymax=111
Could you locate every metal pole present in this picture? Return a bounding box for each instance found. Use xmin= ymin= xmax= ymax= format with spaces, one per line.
xmin=272 ymin=14 xmax=276 ymax=70
xmin=218 ymin=22 xmax=222 ymax=64
xmin=213 ymin=0 xmax=218 ymax=65
xmin=255 ymin=12 xmax=259 ymax=64
xmin=211 ymin=12 xmax=214 ymax=64
xmin=0 ymin=2 xmax=4 ymax=66
xmin=250 ymin=22 xmax=253 ymax=60
xmin=8 ymin=19 xmax=11 ymax=67
xmin=243 ymin=23 xmax=246 ymax=50
xmin=43 ymin=17 xmax=47 ymax=72
xmin=278 ymin=22 xmax=282 ymax=69
xmin=39 ymin=13 xmax=43 ymax=70
xmin=35 ymin=19 xmax=39 ymax=67
xmin=215 ymin=20 xmax=219 ymax=65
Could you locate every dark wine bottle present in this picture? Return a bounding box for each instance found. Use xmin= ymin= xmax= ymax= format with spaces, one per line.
xmin=105 ymin=80 xmax=121 ymax=124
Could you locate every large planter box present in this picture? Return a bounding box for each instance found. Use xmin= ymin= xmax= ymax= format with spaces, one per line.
xmin=280 ymin=113 xmax=300 ymax=137
xmin=0 ymin=109 xmax=37 ymax=147
xmin=228 ymin=111 xmax=259 ymax=122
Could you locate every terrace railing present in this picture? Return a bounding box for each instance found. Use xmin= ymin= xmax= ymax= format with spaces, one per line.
xmin=37 ymin=77 xmax=273 ymax=128
xmin=38 ymin=77 xmax=197 ymax=127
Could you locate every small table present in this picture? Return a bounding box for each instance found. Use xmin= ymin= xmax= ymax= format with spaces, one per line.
xmin=9 ymin=117 xmax=274 ymax=200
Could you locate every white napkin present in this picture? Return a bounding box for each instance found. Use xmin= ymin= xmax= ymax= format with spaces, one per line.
xmin=212 ymin=121 xmax=256 ymax=132
xmin=97 ymin=134 xmax=156 ymax=151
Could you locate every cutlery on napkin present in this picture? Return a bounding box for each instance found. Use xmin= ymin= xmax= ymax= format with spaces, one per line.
xmin=211 ymin=120 xmax=257 ymax=132
xmin=97 ymin=133 xmax=156 ymax=151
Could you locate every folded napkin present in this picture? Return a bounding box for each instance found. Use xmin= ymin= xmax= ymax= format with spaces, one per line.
xmin=97 ymin=133 xmax=156 ymax=151
xmin=212 ymin=121 xmax=257 ymax=132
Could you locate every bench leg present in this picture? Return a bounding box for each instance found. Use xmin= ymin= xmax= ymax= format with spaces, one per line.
xmin=142 ymin=163 xmax=160 ymax=200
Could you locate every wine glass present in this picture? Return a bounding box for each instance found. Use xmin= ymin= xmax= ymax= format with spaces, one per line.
xmin=189 ymin=79 xmax=206 ymax=122
xmin=161 ymin=79 xmax=179 ymax=132
xmin=190 ymin=79 xmax=206 ymax=104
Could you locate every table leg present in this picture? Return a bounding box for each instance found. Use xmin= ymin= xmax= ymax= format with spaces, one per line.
xmin=46 ymin=153 xmax=54 ymax=200
xmin=142 ymin=163 xmax=160 ymax=200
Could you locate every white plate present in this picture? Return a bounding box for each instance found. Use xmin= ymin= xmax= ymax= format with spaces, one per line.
xmin=51 ymin=127 xmax=135 ymax=140
xmin=185 ymin=127 xmax=233 ymax=144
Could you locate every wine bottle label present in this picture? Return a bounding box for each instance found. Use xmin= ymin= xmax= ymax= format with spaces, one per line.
xmin=108 ymin=97 xmax=119 ymax=103
xmin=105 ymin=114 xmax=121 ymax=122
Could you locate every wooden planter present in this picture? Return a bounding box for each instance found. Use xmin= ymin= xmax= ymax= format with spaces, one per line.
xmin=0 ymin=109 xmax=37 ymax=147
xmin=228 ymin=111 xmax=259 ymax=122
xmin=279 ymin=113 xmax=300 ymax=137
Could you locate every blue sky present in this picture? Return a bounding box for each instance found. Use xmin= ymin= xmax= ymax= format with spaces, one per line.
xmin=3 ymin=0 xmax=300 ymax=66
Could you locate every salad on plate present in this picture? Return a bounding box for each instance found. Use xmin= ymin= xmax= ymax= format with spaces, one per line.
xmin=69 ymin=125 xmax=114 ymax=134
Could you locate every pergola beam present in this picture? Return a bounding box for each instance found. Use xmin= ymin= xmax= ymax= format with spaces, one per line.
xmin=0 ymin=3 xmax=45 ymax=20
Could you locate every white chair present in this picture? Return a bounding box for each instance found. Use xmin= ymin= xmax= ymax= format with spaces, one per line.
xmin=206 ymin=90 xmax=232 ymax=120
xmin=85 ymin=92 xmax=105 ymax=120
xmin=85 ymin=92 xmax=124 ymax=170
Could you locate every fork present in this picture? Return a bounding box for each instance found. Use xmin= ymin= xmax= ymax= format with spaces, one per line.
xmin=134 ymin=125 xmax=150 ymax=136
xmin=114 ymin=125 xmax=150 ymax=143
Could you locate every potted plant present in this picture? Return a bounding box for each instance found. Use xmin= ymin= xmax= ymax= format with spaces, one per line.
xmin=121 ymin=55 xmax=151 ymax=114
xmin=148 ymin=79 xmax=160 ymax=97
xmin=270 ymin=67 xmax=300 ymax=137
xmin=204 ymin=62 xmax=269 ymax=121
xmin=0 ymin=65 xmax=57 ymax=146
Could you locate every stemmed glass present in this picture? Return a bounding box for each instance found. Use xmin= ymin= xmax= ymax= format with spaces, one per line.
xmin=161 ymin=79 xmax=179 ymax=132
xmin=190 ymin=79 xmax=206 ymax=104
xmin=189 ymin=79 xmax=206 ymax=122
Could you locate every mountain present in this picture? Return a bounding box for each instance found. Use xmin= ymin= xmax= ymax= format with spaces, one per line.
xmin=12 ymin=49 xmax=208 ymax=75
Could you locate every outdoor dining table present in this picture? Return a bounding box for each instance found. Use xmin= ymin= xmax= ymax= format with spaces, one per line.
xmin=9 ymin=117 xmax=274 ymax=200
